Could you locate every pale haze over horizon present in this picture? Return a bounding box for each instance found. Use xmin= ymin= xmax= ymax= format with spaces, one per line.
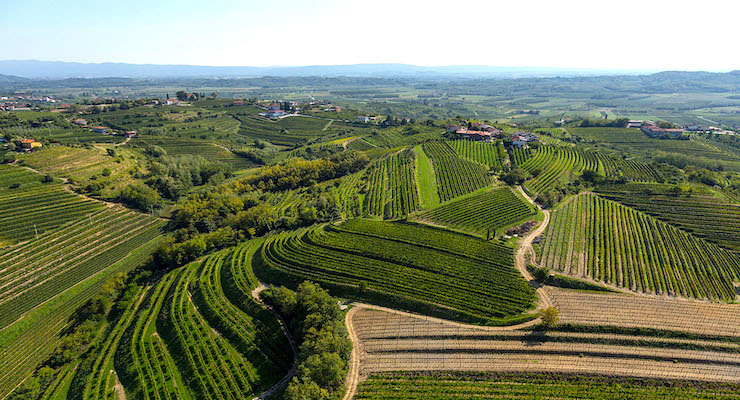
xmin=1 ymin=0 xmax=738 ymax=72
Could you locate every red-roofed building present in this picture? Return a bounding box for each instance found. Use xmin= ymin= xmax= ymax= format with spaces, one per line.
xmin=92 ymin=126 xmax=110 ymax=134
xmin=73 ymin=118 xmax=87 ymax=125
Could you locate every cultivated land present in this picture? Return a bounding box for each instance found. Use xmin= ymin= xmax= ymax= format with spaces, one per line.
xmin=2 ymin=71 xmax=740 ymax=399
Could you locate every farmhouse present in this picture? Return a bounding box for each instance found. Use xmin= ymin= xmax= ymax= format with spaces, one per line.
xmin=447 ymin=125 xmax=462 ymax=133
xmin=684 ymin=124 xmax=713 ymax=132
xmin=20 ymin=139 xmax=42 ymax=150
xmin=462 ymin=130 xmax=493 ymax=142
xmin=627 ymin=120 xmax=643 ymax=128
xmin=511 ymin=131 xmax=539 ymax=148
xmin=232 ymin=100 xmax=244 ymax=106
xmin=91 ymin=126 xmax=110 ymax=134
xmin=358 ymin=116 xmax=370 ymax=123
xmin=641 ymin=126 xmax=684 ymax=138
xmin=72 ymin=118 xmax=87 ymax=125
xmin=163 ymin=98 xmax=180 ymax=105
xmin=328 ymin=106 xmax=341 ymax=112
xmin=124 ymin=130 xmax=138 ymax=138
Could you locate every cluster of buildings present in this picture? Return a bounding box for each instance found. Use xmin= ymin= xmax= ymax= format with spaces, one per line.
xmin=0 ymin=95 xmax=63 ymax=111
xmin=73 ymin=119 xmax=137 ymax=138
xmin=447 ymin=123 xmax=502 ymax=143
xmin=511 ymin=131 xmax=540 ymax=148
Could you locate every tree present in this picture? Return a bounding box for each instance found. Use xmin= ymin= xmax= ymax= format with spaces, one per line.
xmin=175 ymin=91 xmax=188 ymax=101
xmin=540 ymin=307 xmax=559 ymax=329
xmin=210 ymin=92 xmax=218 ymax=99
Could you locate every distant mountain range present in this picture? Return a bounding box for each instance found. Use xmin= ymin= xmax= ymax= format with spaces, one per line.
xmin=0 ymin=60 xmax=658 ymax=80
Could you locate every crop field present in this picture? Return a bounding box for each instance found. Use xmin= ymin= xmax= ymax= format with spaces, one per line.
xmin=255 ymin=219 xmax=535 ymax=323
xmin=423 ymin=142 xmax=493 ymax=202
xmin=117 ymin=271 xmax=192 ymax=400
xmin=509 ymin=147 xmax=533 ymax=166
xmin=447 ymin=140 xmax=507 ymax=170
xmin=568 ymin=128 xmax=740 ymax=169
xmin=413 ymin=145 xmax=440 ymax=209
xmin=594 ymin=152 xmax=661 ymax=182
xmin=0 ymin=181 xmax=105 ymax=245
xmin=519 ymin=146 xmax=598 ymax=194
xmin=546 ymin=286 xmax=740 ymax=337
xmin=355 ymin=372 xmax=740 ymax=399
xmin=596 ymin=183 xmax=740 ymax=251
xmin=20 ymin=145 xmax=140 ymax=195
xmin=334 ymin=171 xmax=367 ymax=218
xmin=159 ymin=260 xmax=269 ymax=399
xmin=538 ymin=193 xmax=740 ymax=300
xmin=0 ymin=206 xmax=164 ymax=329
xmin=413 ymin=187 xmax=537 ymax=237
xmin=139 ymin=137 xmax=253 ymax=168
xmin=0 ymin=228 xmax=162 ymax=400
xmin=0 ymin=124 xmax=125 ymax=144
xmin=364 ymin=149 xmax=419 ymax=218
xmin=348 ymin=307 xmax=740 ymax=386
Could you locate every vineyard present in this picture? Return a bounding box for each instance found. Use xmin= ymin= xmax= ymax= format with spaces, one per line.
xmin=423 ymin=141 xmax=493 ymax=202
xmin=255 ymin=219 xmax=536 ymax=323
xmin=596 ymin=183 xmax=740 ymax=250
xmin=355 ymin=372 xmax=740 ymax=399
xmin=363 ymin=149 xmax=420 ymax=218
xmin=447 ymin=140 xmax=507 ymax=170
xmin=413 ymin=144 xmax=440 ymax=209
xmin=537 ymin=193 xmax=740 ymax=300
xmin=348 ymin=307 xmax=740 ymax=389
xmin=0 ymin=181 xmax=104 ymax=245
xmin=413 ymin=187 xmax=538 ymax=237
xmin=0 ymin=125 xmax=124 ymax=144
xmin=139 ymin=138 xmax=254 ymax=168
xmin=0 ymin=206 xmax=164 ymax=328
xmin=0 ymin=221 xmax=162 ymax=400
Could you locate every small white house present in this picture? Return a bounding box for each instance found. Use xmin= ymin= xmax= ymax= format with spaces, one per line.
xmin=358 ymin=116 xmax=370 ymax=123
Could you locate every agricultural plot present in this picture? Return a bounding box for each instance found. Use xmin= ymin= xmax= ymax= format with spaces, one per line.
xmin=518 ymin=146 xmax=597 ymax=194
xmin=413 ymin=144 xmax=440 ymax=209
xmin=364 ymin=149 xmax=419 ymax=219
xmin=140 ymin=137 xmax=253 ymax=168
xmin=116 ymin=271 xmax=193 ymax=400
xmin=447 ymin=140 xmax=507 ymax=170
xmin=0 ymin=164 xmax=53 ymax=190
xmin=355 ymin=372 xmax=740 ymax=399
xmin=0 ymin=170 xmax=105 ymax=245
xmin=413 ymin=187 xmax=538 ymax=237
xmin=547 ymin=286 xmax=740 ymax=337
xmin=594 ymin=152 xmax=661 ymax=182
xmin=0 ymin=206 xmax=165 ymax=329
xmin=349 ymin=307 xmax=740 ymax=387
xmin=596 ymin=183 xmax=740 ymax=251
xmin=568 ymin=127 xmax=740 ymax=169
xmin=423 ymin=141 xmax=493 ymax=202
xmin=0 ymin=226 xmax=162 ymax=400
xmin=159 ymin=261 xmax=269 ymax=399
xmin=538 ymin=193 xmax=740 ymax=300
xmin=334 ymin=171 xmax=366 ymax=218
xmin=255 ymin=219 xmax=536 ymax=323
xmin=0 ymin=124 xmax=124 ymax=144
xmin=508 ymin=147 xmax=532 ymax=166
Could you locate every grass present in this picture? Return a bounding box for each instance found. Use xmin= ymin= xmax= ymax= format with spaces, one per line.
xmin=413 ymin=144 xmax=440 ymax=209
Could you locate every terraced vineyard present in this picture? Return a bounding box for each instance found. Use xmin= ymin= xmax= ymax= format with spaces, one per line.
xmin=538 ymin=193 xmax=740 ymax=300
xmin=509 ymin=147 xmax=533 ymax=166
xmin=116 ymin=271 xmax=192 ymax=400
xmin=423 ymin=141 xmax=493 ymax=202
xmin=364 ymin=149 xmax=419 ymax=218
xmin=140 ymin=137 xmax=253 ymax=168
xmin=255 ymin=219 xmax=536 ymax=323
xmin=159 ymin=260 xmax=270 ymax=399
xmin=594 ymin=153 xmax=661 ymax=182
xmin=0 ymin=206 xmax=165 ymax=329
xmin=0 ymin=219 xmax=163 ymax=400
xmin=413 ymin=187 xmax=537 ymax=237
xmin=349 ymin=307 xmax=740 ymax=389
xmin=519 ymin=146 xmax=597 ymax=194
xmin=447 ymin=140 xmax=507 ymax=170
xmin=596 ymin=183 xmax=740 ymax=250
xmin=355 ymin=372 xmax=740 ymax=399
xmin=0 ymin=178 xmax=105 ymax=245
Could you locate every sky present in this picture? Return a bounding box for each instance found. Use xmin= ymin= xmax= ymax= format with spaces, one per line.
xmin=1 ymin=0 xmax=738 ymax=72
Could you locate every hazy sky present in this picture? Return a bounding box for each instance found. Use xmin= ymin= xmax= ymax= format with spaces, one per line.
xmin=1 ymin=0 xmax=737 ymax=71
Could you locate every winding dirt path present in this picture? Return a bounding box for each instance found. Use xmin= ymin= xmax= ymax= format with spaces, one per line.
xmin=342 ymin=186 xmax=555 ymax=400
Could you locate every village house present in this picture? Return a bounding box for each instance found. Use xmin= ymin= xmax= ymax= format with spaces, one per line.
xmin=232 ymin=100 xmax=244 ymax=106
xmin=91 ymin=126 xmax=110 ymax=134
xmin=358 ymin=116 xmax=370 ymax=123
xmin=124 ymin=131 xmax=138 ymax=138
xmin=72 ymin=118 xmax=87 ymax=125
xmin=683 ymin=124 xmax=714 ymax=132
xmin=641 ymin=126 xmax=684 ymax=138
xmin=511 ymin=131 xmax=539 ymax=148
xmin=627 ymin=120 xmax=643 ymax=128
xmin=20 ymin=139 xmax=42 ymax=150
xmin=163 ymin=98 xmax=180 ymax=105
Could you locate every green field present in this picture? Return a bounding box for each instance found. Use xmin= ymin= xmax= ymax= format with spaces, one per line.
xmin=140 ymin=137 xmax=254 ymax=168
xmin=447 ymin=139 xmax=507 ymax=170
xmin=413 ymin=144 xmax=440 ymax=209
xmin=364 ymin=149 xmax=419 ymax=218
xmin=538 ymin=193 xmax=740 ymax=300
xmin=414 ymin=187 xmax=538 ymax=237
xmin=423 ymin=141 xmax=493 ymax=202
xmin=355 ymin=372 xmax=740 ymax=399
xmin=255 ymin=219 xmax=536 ymax=323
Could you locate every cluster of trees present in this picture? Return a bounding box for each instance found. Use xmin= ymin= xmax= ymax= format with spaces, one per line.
xmin=242 ymin=151 xmax=368 ymax=191
xmin=145 ymin=150 xmax=233 ymax=200
xmin=232 ymin=139 xmax=279 ymax=165
xmin=578 ymin=118 xmax=630 ymax=128
xmin=263 ymin=282 xmax=351 ymax=400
